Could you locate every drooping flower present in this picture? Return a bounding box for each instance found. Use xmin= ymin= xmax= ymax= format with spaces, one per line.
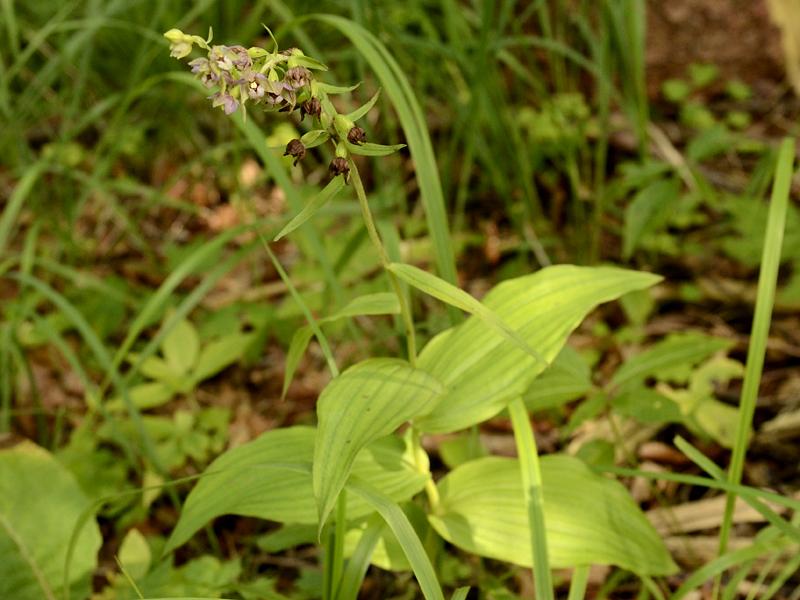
xmin=285 ymin=66 xmax=312 ymax=90
xmin=264 ymin=79 xmax=296 ymax=111
xmin=189 ymin=58 xmax=217 ymax=88
xmin=301 ymin=97 xmax=322 ymax=120
xmin=210 ymin=90 xmax=239 ymax=115
xmin=347 ymin=126 xmax=367 ymax=145
xmin=329 ymin=156 xmax=350 ymax=178
xmin=284 ymin=139 xmax=306 ymax=166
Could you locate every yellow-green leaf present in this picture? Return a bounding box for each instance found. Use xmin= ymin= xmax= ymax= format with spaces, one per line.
xmin=429 ymin=455 xmax=676 ymax=575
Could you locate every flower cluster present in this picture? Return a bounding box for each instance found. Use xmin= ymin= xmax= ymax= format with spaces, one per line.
xmin=165 ymin=28 xmax=402 ymax=181
xmin=165 ymin=29 xmax=318 ymax=117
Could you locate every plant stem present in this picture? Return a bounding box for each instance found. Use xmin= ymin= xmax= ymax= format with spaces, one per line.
xmin=348 ymin=157 xmax=417 ymax=366
xmin=508 ymin=398 xmax=554 ymax=600
xmin=412 ymin=427 xmax=440 ymax=512
xmin=567 ymin=565 xmax=590 ymax=600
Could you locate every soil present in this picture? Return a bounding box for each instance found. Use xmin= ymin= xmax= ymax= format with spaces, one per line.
xmin=646 ymin=0 xmax=785 ymax=96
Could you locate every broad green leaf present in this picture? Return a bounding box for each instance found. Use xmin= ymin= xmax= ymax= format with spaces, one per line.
xmin=346 ymin=141 xmax=406 ymax=156
xmin=346 ymin=89 xmax=381 ymax=122
xmin=611 ymin=387 xmax=682 ymax=424
xmin=274 ymin=176 xmax=345 ymax=241
xmin=313 ymin=359 xmax=444 ymax=530
xmin=659 ymin=356 xmax=745 ymax=448
xmin=107 ymin=382 xmax=175 ymax=412
xmin=387 ymin=262 xmax=546 ymax=365
xmin=282 ymin=293 xmax=400 ymax=398
xmin=416 ymin=266 xmax=661 ymax=433
xmin=623 ymin=178 xmax=680 ymax=259
xmin=118 ymin=528 xmax=151 ymax=581
xmin=164 ymin=427 xmax=426 ymax=554
xmin=138 ymin=356 xmax=177 ymax=382
xmin=0 ymin=441 xmax=102 ymax=600
xmin=429 ymin=455 xmax=676 ymax=575
xmin=523 ymin=346 xmax=593 ymax=412
xmin=193 ymin=332 xmax=253 ymax=382
xmin=611 ymin=332 xmax=732 ymax=388
xmin=161 ymin=319 xmax=199 ymax=377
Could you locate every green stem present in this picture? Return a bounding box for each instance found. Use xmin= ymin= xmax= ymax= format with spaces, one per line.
xmin=412 ymin=427 xmax=440 ymax=512
xmin=348 ymin=158 xmax=417 ymax=366
xmin=567 ymin=565 xmax=590 ymax=600
xmin=508 ymin=398 xmax=554 ymax=600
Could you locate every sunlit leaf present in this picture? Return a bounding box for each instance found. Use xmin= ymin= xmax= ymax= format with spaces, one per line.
xmin=0 ymin=441 xmax=102 ymax=600
xmin=313 ymin=359 xmax=444 ymax=530
xmin=416 ymin=266 xmax=661 ymax=433
xmin=387 ymin=262 xmax=546 ymax=365
xmin=429 ymin=455 xmax=676 ymax=575
xmin=164 ymin=427 xmax=426 ymax=554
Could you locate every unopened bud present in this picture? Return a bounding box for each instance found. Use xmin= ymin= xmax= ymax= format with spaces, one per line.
xmin=284 ymin=139 xmax=306 ymax=166
xmin=329 ymin=156 xmax=350 ymax=178
xmin=347 ymin=126 xmax=367 ymax=145
xmin=301 ymin=97 xmax=322 ymax=120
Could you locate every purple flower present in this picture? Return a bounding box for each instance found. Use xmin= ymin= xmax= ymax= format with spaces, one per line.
xmin=210 ymin=91 xmax=239 ymax=115
xmin=189 ymin=58 xmax=217 ymax=88
xmin=227 ymin=45 xmax=252 ymax=70
xmin=240 ymin=71 xmax=269 ymax=100
xmin=209 ymin=46 xmax=234 ymax=72
xmin=263 ymin=79 xmax=296 ymax=110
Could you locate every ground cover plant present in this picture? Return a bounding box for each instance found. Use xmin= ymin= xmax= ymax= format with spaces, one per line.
xmin=2 ymin=2 xmax=800 ymax=599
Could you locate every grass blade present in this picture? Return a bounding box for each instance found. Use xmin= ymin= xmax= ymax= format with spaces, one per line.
xmin=348 ymin=479 xmax=445 ymax=600
xmin=274 ymin=176 xmax=346 ymax=241
xmin=450 ymin=588 xmax=470 ymax=600
xmin=719 ymin=137 xmax=795 ymax=556
xmin=0 ymin=161 xmax=46 ymax=256
xmin=567 ymin=565 xmax=590 ymax=600
xmin=336 ymin=515 xmax=383 ymax=600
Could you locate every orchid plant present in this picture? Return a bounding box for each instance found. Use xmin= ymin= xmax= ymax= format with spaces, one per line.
xmin=162 ymin=27 xmax=675 ymax=600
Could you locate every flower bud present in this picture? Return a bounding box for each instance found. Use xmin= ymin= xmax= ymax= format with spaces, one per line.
xmin=347 ymin=126 xmax=367 ymax=145
xmin=301 ymin=97 xmax=322 ymax=120
xmin=329 ymin=156 xmax=350 ymax=178
xmin=164 ymin=29 xmax=194 ymax=59
xmin=284 ymin=139 xmax=306 ymax=166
